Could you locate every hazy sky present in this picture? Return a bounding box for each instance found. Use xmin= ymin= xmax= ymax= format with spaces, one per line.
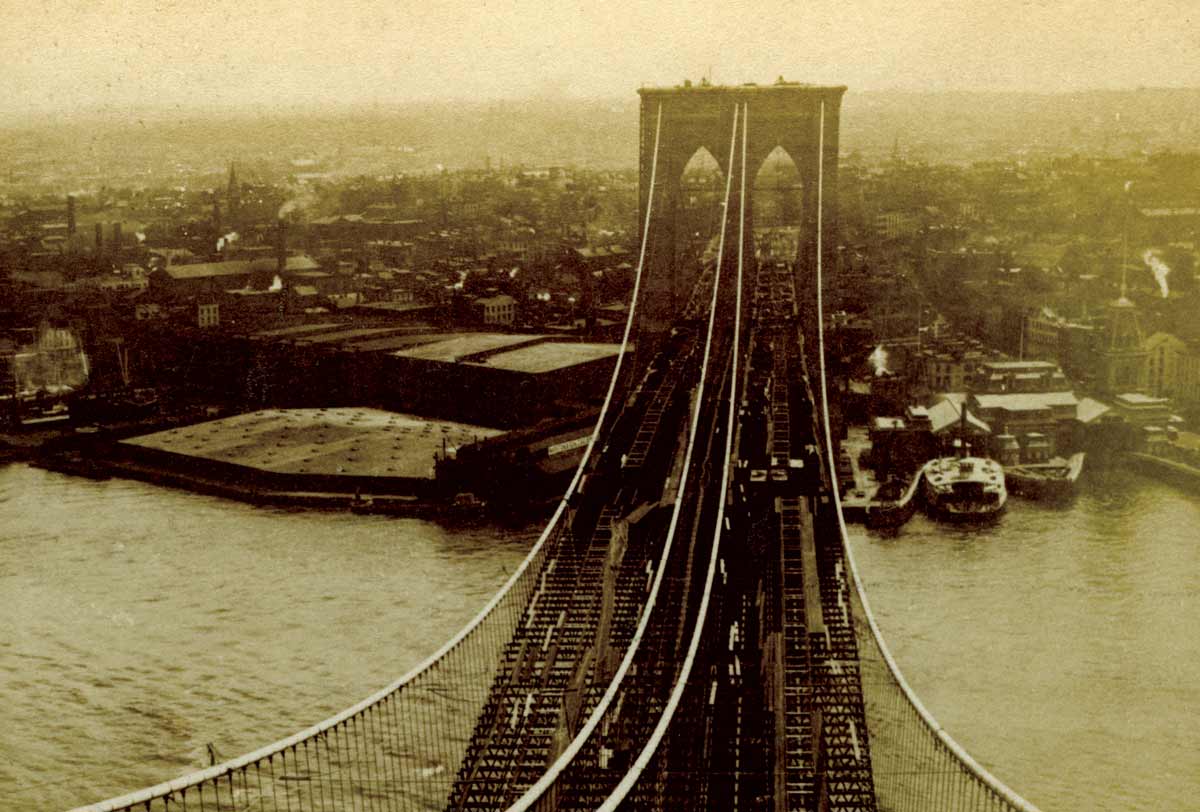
xmin=2 ymin=0 xmax=1198 ymax=115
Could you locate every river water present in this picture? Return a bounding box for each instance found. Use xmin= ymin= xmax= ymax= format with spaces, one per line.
xmin=0 ymin=464 xmax=533 ymax=811
xmin=848 ymin=464 xmax=1200 ymax=812
xmin=3 ymin=462 xmax=1198 ymax=811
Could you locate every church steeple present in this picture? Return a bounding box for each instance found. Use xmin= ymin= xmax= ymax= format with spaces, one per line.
xmin=1097 ymin=178 xmax=1147 ymax=395
xmin=227 ymin=162 xmax=240 ymax=227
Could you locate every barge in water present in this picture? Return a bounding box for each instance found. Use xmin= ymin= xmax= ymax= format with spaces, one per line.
xmin=1005 ymin=452 xmax=1085 ymax=501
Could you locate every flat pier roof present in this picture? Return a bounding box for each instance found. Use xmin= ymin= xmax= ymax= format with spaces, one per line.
xmin=472 ymin=342 xmax=622 ymax=374
xmin=392 ymin=333 xmax=546 ymax=363
xmin=121 ymin=408 xmax=504 ymax=479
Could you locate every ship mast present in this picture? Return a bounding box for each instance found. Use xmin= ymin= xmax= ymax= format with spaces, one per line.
xmin=959 ymin=397 xmax=969 ymax=457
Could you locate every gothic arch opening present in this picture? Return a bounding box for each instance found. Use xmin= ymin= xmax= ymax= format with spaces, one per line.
xmin=751 ymin=145 xmax=803 ymax=261
xmin=677 ymin=146 xmax=726 ymax=265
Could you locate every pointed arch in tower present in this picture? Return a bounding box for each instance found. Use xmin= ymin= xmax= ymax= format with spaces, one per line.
xmin=750 ymin=144 xmax=804 ymax=260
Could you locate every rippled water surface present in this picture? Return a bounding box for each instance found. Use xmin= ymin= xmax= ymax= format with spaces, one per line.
xmin=0 ymin=464 xmax=532 ymax=811
xmin=849 ymin=465 xmax=1200 ymax=812
xmin=4 ymin=462 xmax=1199 ymax=811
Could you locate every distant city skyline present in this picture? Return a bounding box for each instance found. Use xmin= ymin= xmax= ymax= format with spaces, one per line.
xmin=1 ymin=0 xmax=1198 ymax=116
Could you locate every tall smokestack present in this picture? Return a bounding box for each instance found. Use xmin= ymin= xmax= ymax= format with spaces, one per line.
xmin=66 ymin=195 xmax=76 ymax=236
xmin=112 ymin=222 xmax=122 ymax=256
xmin=94 ymin=222 xmax=103 ymax=255
xmin=213 ymin=199 xmax=222 ymax=236
xmin=276 ymin=219 xmax=287 ymax=275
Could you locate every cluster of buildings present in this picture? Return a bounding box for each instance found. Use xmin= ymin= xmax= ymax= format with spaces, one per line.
xmin=1027 ymin=303 xmax=1200 ymax=416
xmin=864 ymin=295 xmax=1188 ymax=476
xmin=830 ymin=145 xmax=1200 ymax=478
xmin=866 ymin=352 xmax=1096 ymax=475
xmin=0 ymin=159 xmax=642 ymax=426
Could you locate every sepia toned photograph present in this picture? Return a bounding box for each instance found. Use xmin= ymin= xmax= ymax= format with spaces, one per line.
xmin=2 ymin=2 xmax=1197 ymax=810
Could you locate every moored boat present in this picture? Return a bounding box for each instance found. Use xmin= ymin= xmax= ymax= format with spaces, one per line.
xmin=921 ymin=455 xmax=1007 ymax=522
xmin=348 ymin=490 xmax=487 ymax=520
xmin=1006 ymin=452 xmax=1085 ymax=501
xmin=864 ymin=472 xmax=921 ymax=528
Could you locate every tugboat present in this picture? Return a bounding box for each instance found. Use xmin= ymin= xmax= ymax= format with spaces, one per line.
xmin=920 ymin=404 xmax=1006 ymax=522
xmin=1006 ymin=452 xmax=1085 ymax=501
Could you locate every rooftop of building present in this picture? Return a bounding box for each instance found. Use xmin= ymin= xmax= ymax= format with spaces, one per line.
xmin=392 ymin=333 xmax=546 ymax=363
xmin=293 ymin=327 xmax=408 ymax=345
xmin=573 ymin=245 xmax=630 ymax=259
xmin=973 ymin=391 xmax=1079 ymax=411
xmin=1114 ymin=392 xmax=1170 ymax=406
xmin=161 ymin=260 xmax=252 ymax=280
xmin=160 ymin=255 xmax=320 ymax=280
xmin=250 ymin=322 xmax=342 ymax=338
xmin=1076 ymin=397 xmax=1111 ymax=424
xmin=122 ymin=407 xmax=503 ymax=480
xmin=146 ymin=247 xmax=197 ymax=263
xmin=352 ymin=301 xmax=437 ymax=315
xmin=475 ymin=294 xmax=517 ymax=306
xmin=471 ymin=341 xmax=622 ymax=374
xmin=252 ymin=256 xmax=322 ymax=273
xmin=980 ymin=360 xmax=1058 ymax=370
xmin=1144 ymin=331 xmax=1187 ymax=348
xmin=344 ymin=334 xmax=444 ymax=353
xmin=929 ymin=399 xmax=992 ymax=433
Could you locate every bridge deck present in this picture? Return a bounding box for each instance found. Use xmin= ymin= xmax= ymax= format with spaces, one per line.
xmin=731 ymin=259 xmax=877 ymax=812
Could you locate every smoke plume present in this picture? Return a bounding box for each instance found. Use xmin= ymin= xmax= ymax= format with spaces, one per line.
xmin=1142 ymin=249 xmax=1171 ymax=298
xmin=869 ymin=344 xmax=889 ymax=377
xmin=278 ymin=186 xmax=317 ymax=220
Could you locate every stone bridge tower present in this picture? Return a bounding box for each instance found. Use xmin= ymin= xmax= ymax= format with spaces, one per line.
xmin=636 ymin=81 xmax=845 ymax=336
